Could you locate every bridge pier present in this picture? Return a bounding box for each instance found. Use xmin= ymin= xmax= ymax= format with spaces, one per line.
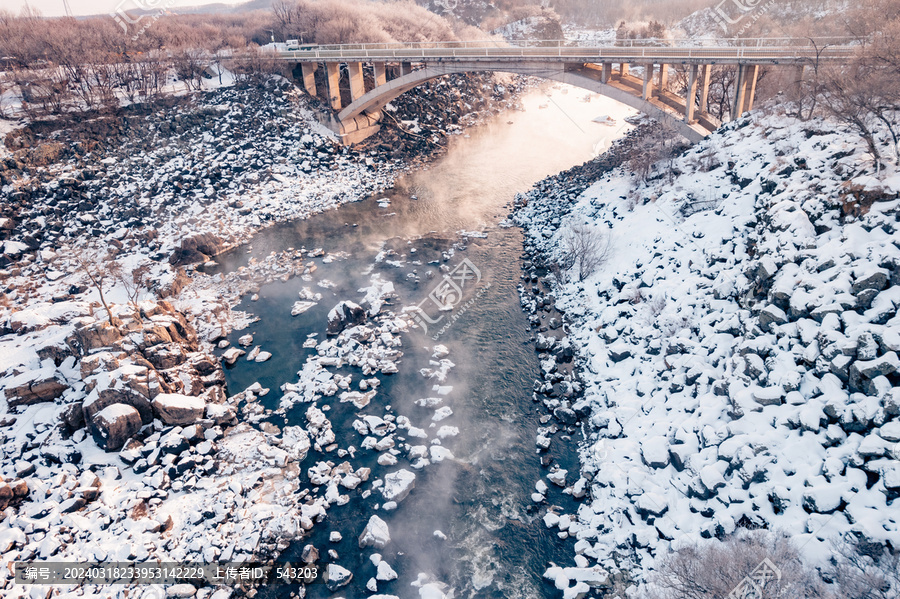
xmin=699 ymin=64 xmax=712 ymax=115
xmin=373 ymin=62 xmax=387 ymax=87
xmin=348 ymin=62 xmax=366 ymax=101
xmin=642 ymin=64 xmax=655 ymax=100
xmin=326 ymin=63 xmax=342 ymax=110
xmin=400 ymin=62 xmax=413 ymax=76
xmin=745 ymin=65 xmax=759 ymax=112
xmin=732 ymin=64 xmax=759 ymax=120
xmin=658 ymin=63 xmax=669 ymax=93
xmin=300 ymin=63 xmax=317 ymax=97
xmin=601 ymin=63 xmax=612 ymax=84
xmin=685 ymin=64 xmax=699 ymax=123
xmin=620 ymin=63 xmax=629 ymax=77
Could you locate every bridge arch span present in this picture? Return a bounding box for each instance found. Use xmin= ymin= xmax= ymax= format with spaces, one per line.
xmin=336 ymin=61 xmax=710 ymax=143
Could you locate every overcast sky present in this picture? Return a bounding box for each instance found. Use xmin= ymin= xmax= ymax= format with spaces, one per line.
xmin=2 ymin=0 xmax=247 ymax=18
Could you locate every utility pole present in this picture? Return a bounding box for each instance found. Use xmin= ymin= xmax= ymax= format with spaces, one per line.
xmin=62 ymin=0 xmax=73 ymax=17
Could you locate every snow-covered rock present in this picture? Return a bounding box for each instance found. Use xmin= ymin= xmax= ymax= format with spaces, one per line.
xmin=359 ymin=515 xmax=391 ymax=549
xmin=380 ymin=469 xmax=416 ymax=503
xmin=325 ymin=564 xmax=352 ymax=591
xmin=222 ymin=347 xmax=245 ymax=365
xmin=89 ymin=403 xmax=142 ymax=451
xmin=326 ymin=301 xmax=367 ymax=335
xmin=291 ymin=300 xmax=317 ymax=316
xmin=152 ymin=393 xmax=206 ymax=425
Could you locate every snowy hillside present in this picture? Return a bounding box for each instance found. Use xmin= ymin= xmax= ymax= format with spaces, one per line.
xmin=516 ymin=111 xmax=900 ymax=593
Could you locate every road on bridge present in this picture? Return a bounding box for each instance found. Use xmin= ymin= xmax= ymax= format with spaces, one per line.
xmin=271 ymin=38 xmax=857 ymax=66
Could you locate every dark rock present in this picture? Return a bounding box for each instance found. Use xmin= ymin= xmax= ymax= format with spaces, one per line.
xmin=553 ymin=407 xmax=577 ymax=426
xmin=83 ymin=387 xmax=154 ymax=425
xmin=151 ymin=393 xmax=206 ymax=426
xmin=169 ymin=233 xmax=227 ymax=266
xmin=89 ymin=404 xmax=142 ymax=451
xmin=608 ymin=344 xmax=632 ymax=362
xmin=4 ymin=373 xmax=67 ymax=407
xmin=758 ymin=305 xmax=787 ymax=331
xmin=60 ymin=402 xmax=85 ymax=432
xmin=326 ymin=301 xmax=367 ymax=335
xmin=850 ymin=352 xmax=899 ymax=386
xmin=851 ymin=269 xmax=889 ymax=294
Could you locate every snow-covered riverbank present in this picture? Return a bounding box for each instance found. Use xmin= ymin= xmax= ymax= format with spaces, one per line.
xmin=0 ymin=72 xmax=530 ymax=598
xmin=516 ymin=112 xmax=900 ymax=595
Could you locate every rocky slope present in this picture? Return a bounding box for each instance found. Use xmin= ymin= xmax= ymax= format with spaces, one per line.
xmin=515 ymin=111 xmax=900 ymax=596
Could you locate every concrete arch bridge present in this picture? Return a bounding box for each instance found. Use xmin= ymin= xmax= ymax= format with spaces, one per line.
xmin=273 ymin=39 xmax=855 ymax=144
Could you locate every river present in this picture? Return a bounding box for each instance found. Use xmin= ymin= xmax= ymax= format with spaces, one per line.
xmin=213 ymin=81 xmax=635 ymax=599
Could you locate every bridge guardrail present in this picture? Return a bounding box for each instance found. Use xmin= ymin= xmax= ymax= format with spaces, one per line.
xmin=273 ymin=43 xmax=857 ymax=62
xmin=276 ymin=36 xmax=859 ymax=51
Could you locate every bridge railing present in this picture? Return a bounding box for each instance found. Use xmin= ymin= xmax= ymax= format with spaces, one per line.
xmin=274 ymin=36 xmax=859 ymax=52
xmin=272 ymin=38 xmax=858 ymax=61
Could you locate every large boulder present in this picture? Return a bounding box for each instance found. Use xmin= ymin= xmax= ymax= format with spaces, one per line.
xmin=0 ymin=477 xmax=29 ymax=511
xmin=67 ymin=321 xmax=122 ymax=355
xmin=83 ymin=385 xmax=154 ymax=425
xmin=757 ymin=305 xmax=787 ymax=331
xmin=142 ymin=343 xmax=187 ymax=370
xmin=152 ymin=393 xmax=206 ymax=425
xmin=851 ymin=268 xmax=889 ymax=294
xmin=852 ymin=352 xmax=899 ymax=380
xmin=90 ymin=404 xmax=142 ymax=451
xmin=641 ymin=436 xmax=670 ymax=469
xmin=169 ymin=233 xmax=227 ymax=266
xmin=4 ymin=368 xmax=67 ymax=407
xmin=326 ymin=301 xmax=367 ymax=335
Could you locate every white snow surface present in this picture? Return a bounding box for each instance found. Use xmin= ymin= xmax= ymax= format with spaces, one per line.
xmin=516 ymin=111 xmax=900 ymax=585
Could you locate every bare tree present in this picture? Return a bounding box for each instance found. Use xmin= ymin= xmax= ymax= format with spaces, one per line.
xmin=72 ymin=252 xmax=119 ymax=327
xmin=625 ymin=122 xmax=683 ymax=182
xmin=822 ymin=64 xmax=889 ymax=171
xmin=825 ymin=534 xmax=900 ymax=599
xmin=108 ymin=261 xmax=150 ymax=325
xmin=173 ymin=47 xmax=207 ymax=91
xmin=649 ymin=530 xmax=833 ymax=599
xmin=557 ymin=224 xmax=611 ymax=283
xmin=0 ymin=71 xmax=14 ymax=118
xmin=705 ymin=65 xmax=736 ymax=122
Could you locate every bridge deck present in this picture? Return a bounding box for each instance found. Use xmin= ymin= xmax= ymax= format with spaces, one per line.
xmin=272 ymin=39 xmax=856 ymax=65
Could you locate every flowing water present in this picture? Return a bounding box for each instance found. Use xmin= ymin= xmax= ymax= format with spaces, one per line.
xmin=213 ymin=82 xmax=635 ymax=599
